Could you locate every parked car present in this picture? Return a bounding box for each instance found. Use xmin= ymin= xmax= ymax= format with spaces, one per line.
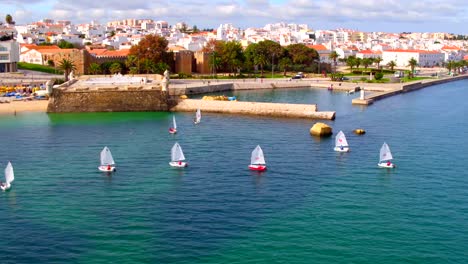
xmin=340 ymin=76 xmax=350 ymax=81
xmin=291 ymin=74 xmax=302 ymax=79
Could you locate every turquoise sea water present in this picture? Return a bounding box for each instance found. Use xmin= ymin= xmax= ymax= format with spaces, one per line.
xmin=1 ymin=81 xmax=468 ymax=263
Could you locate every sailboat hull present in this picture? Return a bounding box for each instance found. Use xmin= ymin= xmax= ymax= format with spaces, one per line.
xmin=249 ymin=164 xmax=267 ymax=171
xmin=0 ymin=184 xmax=10 ymax=191
xmin=378 ymin=162 xmax=395 ymax=168
xmin=98 ymin=166 xmax=116 ymax=172
xmin=334 ymin=147 xmax=350 ymax=152
xmin=169 ymin=161 xmax=187 ymax=167
xmin=169 ymin=128 xmax=177 ymax=134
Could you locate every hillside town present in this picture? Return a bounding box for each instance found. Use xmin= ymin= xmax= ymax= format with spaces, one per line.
xmin=1 ymin=17 xmax=468 ymax=76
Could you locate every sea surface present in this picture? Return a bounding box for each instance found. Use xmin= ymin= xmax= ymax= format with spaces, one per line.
xmin=1 ymin=82 xmax=467 ymax=263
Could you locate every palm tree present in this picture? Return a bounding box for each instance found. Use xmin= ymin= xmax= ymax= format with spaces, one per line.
xmin=109 ymin=62 xmax=122 ymax=74
xmin=329 ymin=51 xmax=339 ymax=73
xmin=408 ymin=57 xmax=418 ymax=78
xmin=57 ymin=58 xmax=76 ymax=81
xmin=278 ymin=57 xmax=292 ymax=76
xmin=362 ymin=58 xmax=372 ymax=70
xmin=387 ymin=60 xmax=396 ymax=71
xmin=88 ymin=63 xmax=101 ymax=75
xmin=355 ymin=57 xmax=362 ymax=69
xmin=125 ymin=55 xmax=138 ymax=74
xmin=374 ymin=57 xmax=383 ymax=69
xmin=141 ymin=58 xmax=155 ymax=74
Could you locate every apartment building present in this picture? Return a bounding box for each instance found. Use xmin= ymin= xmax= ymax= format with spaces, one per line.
xmin=0 ymin=40 xmax=20 ymax=72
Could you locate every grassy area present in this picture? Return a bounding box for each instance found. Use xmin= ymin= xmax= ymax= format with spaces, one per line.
xmin=18 ymin=62 xmax=63 ymax=75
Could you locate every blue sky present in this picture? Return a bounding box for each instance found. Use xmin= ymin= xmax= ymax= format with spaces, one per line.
xmin=1 ymin=0 xmax=467 ymax=34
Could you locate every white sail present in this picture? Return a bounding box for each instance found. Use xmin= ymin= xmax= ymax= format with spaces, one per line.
xmin=251 ymin=145 xmax=266 ymax=165
xmin=100 ymin=146 xmax=115 ymax=166
xmin=4 ymin=162 xmax=14 ymax=186
xmin=335 ymin=131 xmax=349 ymax=148
xmin=172 ymin=115 xmax=177 ymax=129
xmin=379 ymin=142 xmax=393 ymax=162
xmin=171 ymin=142 xmax=186 ymax=162
xmin=195 ymin=109 xmax=201 ymax=123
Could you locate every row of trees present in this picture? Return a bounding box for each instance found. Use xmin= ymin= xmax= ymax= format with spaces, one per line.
xmin=82 ymin=35 xmax=321 ymax=77
xmin=201 ymin=39 xmax=320 ymax=76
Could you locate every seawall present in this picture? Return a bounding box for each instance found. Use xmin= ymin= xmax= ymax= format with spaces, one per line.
xmin=48 ymin=86 xmax=173 ymax=113
xmin=352 ymin=75 xmax=468 ymax=105
xmin=171 ymin=99 xmax=335 ymax=120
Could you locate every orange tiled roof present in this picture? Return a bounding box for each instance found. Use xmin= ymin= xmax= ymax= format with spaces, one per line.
xmin=441 ymin=45 xmax=460 ymax=50
xmin=89 ymin=49 xmax=130 ymax=57
xmin=358 ymin=49 xmax=382 ymax=54
xmin=21 ymin=44 xmax=61 ymax=50
xmin=307 ymin=44 xmax=328 ymax=51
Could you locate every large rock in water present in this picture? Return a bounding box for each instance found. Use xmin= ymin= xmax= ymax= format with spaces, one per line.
xmin=310 ymin=122 xmax=333 ymax=137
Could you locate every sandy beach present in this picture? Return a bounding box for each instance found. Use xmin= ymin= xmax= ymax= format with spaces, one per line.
xmin=0 ymin=100 xmax=49 ymax=115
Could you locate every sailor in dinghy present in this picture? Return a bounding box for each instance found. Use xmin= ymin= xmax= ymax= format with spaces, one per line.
xmin=248 ymin=145 xmax=267 ymax=171
xmin=334 ymin=130 xmax=350 ymax=152
xmin=194 ymin=109 xmax=201 ymax=124
xmin=98 ymin=146 xmax=116 ymax=172
xmin=378 ymin=142 xmax=396 ymax=168
xmin=1 ymin=162 xmax=14 ymax=191
xmin=169 ymin=115 xmax=177 ymax=134
xmin=169 ymin=142 xmax=188 ymax=167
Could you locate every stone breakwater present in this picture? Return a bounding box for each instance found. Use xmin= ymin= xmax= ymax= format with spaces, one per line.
xmin=352 ymin=75 xmax=468 ymax=105
xmin=171 ymin=99 xmax=335 ymax=120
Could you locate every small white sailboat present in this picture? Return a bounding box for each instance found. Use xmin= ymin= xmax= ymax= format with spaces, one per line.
xmin=169 ymin=142 xmax=187 ymax=167
xmin=378 ymin=142 xmax=396 ymax=168
xmin=1 ymin=162 xmax=14 ymax=191
xmin=169 ymin=115 xmax=177 ymax=134
xmin=334 ymin=130 xmax=350 ymax=152
xmin=98 ymin=146 xmax=116 ymax=172
xmin=248 ymin=145 xmax=267 ymax=171
xmin=194 ymin=108 xmax=201 ymax=124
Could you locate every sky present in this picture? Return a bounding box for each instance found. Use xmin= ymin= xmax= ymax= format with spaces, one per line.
xmin=1 ymin=0 xmax=467 ymax=34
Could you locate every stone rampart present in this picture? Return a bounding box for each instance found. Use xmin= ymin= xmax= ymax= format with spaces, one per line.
xmin=47 ymin=87 xmax=174 ymax=113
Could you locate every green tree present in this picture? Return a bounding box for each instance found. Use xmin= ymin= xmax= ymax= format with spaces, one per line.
xmin=408 ymin=57 xmax=418 ymax=78
xmin=58 ymin=40 xmax=74 ymax=49
xmin=141 ymin=58 xmax=155 ymax=74
xmin=109 ymin=62 xmax=122 ymax=74
xmin=329 ymin=51 xmax=339 ymax=73
xmin=374 ymin=57 xmax=383 ymax=69
xmin=286 ymin=43 xmax=318 ymax=66
xmin=362 ymin=58 xmax=372 ymax=70
xmin=355 ymin=57 xmax=362 ymax=69
xmin=125 ymin=55 xmax=138 ymax=73
xmin=221 ymin=41 xmax=244 ymax=76
xmin=278 ymin=57 xmax=292 ymax=76
xmin=346 ymin=56 xmax=356 ymax=70
xmin=129 ymin=34 xmax=173 ymax=70
xmin=153 ymin=62 xmax=170 ymax=74
xmin=387 ymin=60 xmax=396 ymax=71
xmin=57 ymin=58 xmax=77 ymax=81
xmin=5 ymin=14 xmax=14 ymax=25
xmin=88 ymin=63 xmax=101 ymax=75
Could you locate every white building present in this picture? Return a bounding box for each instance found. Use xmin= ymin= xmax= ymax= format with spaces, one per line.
xmin=382 ymin=49 xmax=444 ymax=67
xmin=0 ymin=40 xmax=20 ymax=72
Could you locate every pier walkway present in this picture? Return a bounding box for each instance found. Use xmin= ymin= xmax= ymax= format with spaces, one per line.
xmin=171 ymin=99 xmax=335 ymax=120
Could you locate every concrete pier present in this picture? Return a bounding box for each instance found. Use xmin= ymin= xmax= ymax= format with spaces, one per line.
xmin=352 ymin=75 xmax=468 ymax=105
xmin=171 ymin=99 xmax=335 ymax=120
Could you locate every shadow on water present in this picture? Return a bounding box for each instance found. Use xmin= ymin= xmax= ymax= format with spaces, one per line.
xmin=47 ymin=112 xmax=169 ymax=126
